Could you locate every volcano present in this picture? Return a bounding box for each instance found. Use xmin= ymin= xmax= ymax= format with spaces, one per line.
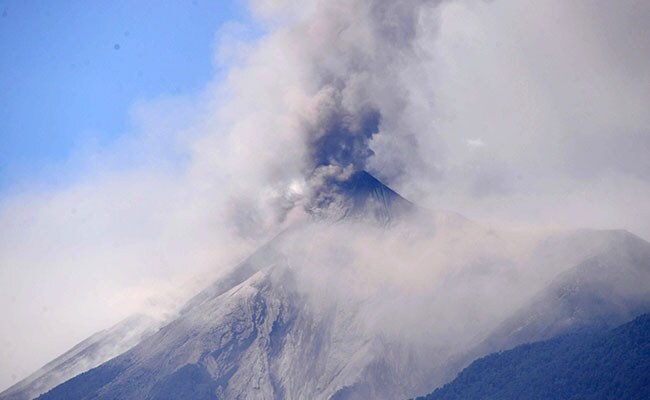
xmin=4 ymin=172 xmax=650 ymax=400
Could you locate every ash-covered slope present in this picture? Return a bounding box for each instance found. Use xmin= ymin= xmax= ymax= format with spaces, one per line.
xmin=0 ymin=314 xmax=160 ymax=400
xmin=36 ymin=171 xmax=430 ymax=400
xmin=37 ymin=267 xmax=425 ymax=400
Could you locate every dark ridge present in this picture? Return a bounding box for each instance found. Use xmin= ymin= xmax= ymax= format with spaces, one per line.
xmin=414 ymin=313 xmax=650 ymax=400
xmin=35 ymin=360 xmax=127 ymax=400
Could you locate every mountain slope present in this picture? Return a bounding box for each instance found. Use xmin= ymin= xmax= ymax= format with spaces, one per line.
xmin=35 ymin=172 xmax=430 ymax=400
xmin=28 ymin=172 xmax=650 ymax=400
xmin=0 ymin=315 xmax=160 ymax=400
xmin=416 ymin=313 xmax=650 ymax=400
xmin=481 ymin=230 xmax=650 ymax=352
xmin=429 ymin=229 xmax=650 ymax=393
xmin=37 ymin=266 xmax=432 ymax=400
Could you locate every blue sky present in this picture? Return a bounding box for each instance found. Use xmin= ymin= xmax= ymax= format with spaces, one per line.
xmin=0 ymin=0 xmax=251 ymax=191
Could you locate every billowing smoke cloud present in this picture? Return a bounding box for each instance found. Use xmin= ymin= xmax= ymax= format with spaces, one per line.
xmin=218 ymin=0 xmax=444 ymax=219
xmin=297 ymin=0 xmax=435 ymax=175
xmin=306 ymin=92 xmax=380 ymax=172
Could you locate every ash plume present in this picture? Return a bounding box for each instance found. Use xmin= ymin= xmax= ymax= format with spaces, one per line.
xmin=256 ymin=0 xmax=444 ymax=214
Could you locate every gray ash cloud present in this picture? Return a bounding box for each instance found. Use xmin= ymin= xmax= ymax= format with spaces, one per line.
xmin=292 ymin=0 xmax=442 ymax=197
xmin=307 ymin=98 xmax=381 ymax=173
